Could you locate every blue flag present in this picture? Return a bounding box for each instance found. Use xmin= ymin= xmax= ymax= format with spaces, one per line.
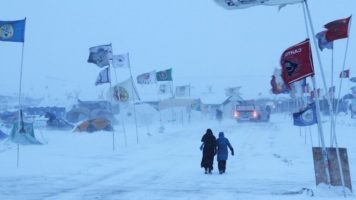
xmin=316 ymin=31 xmax=333 ymax=51
xmin=293 ymin=103 xmax=317 ymax=126
xmin=0 ymin=19 xmax=26 ymax=42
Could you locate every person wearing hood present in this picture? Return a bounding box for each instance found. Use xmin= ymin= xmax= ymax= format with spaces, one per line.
xmin=216 ymin=132 xmax=234 ymax=174
xmin=200 ymin=129 xmax=217 ymax=174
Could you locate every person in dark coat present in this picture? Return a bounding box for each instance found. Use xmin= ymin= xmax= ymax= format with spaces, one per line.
xmin=200 ymin=129 xmax=217 ymax=174
xmin=216 ymin=132 xmax=234 ymax=174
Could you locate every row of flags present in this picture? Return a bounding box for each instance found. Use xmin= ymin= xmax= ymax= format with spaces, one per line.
xmin=136 ymin=68 xmax=173 ymax=84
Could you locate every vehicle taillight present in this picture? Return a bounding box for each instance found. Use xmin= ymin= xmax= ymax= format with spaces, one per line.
xmin=233 ymin=111 xmax=239 ymax=118
xmin=252 ymin=111 xmax=258 ymax=118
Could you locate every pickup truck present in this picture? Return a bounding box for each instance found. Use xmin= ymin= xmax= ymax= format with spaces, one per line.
xmin=233 ymin=104 xmax=270 ymax=122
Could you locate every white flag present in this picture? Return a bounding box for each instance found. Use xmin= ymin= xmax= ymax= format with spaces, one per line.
xmin=175 ymin=85 xmax=190 ymax=97
xmin=137 ymin=71 xmax=157 ymax=84
xmin=112 ymin=53 xmax=129 ymax=68
xmin=95 ymin=67 xmax=111 ymax=86
xmin=111 ymin=78 xmax=140 ymax=102
xmin=214 ymin=0 xmax=303 ymax=10
xmin=158 ymin=83 xmax=172 ymax=95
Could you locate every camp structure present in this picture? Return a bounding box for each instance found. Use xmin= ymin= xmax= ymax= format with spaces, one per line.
xmin=0 ymin=129 xmax=8 ymax=140
xmin=10 ymin=122 xmax=41 ymax=145
xmin=73 ymin=118 xmax=113 ymax=133
xmin=66 ymin=100 xmax=118 ymax=124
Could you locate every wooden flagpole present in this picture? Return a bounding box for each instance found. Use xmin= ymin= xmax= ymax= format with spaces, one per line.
xmin=304 ymin=1 xmax=347 ymax=195
xmin=303 ymin=0 xmax=332 ymax=186
xmin=127 ymin=53 xmax=140 ymax=144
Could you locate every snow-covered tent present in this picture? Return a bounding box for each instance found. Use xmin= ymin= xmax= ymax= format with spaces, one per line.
xmin=10 ymin=123 xmax=41 ymax=145
xmin=73 ymin=118 xmax=113 ymax=133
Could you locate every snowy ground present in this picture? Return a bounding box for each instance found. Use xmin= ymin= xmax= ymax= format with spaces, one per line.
xmin=0 ymin=113 xmax=355 ymax=200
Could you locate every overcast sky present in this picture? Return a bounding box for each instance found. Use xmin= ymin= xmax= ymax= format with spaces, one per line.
xmin=1 ymin=0 xmax=355 ymax=101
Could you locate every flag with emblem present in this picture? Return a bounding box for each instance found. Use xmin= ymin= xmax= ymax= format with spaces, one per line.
xmin=324 ymin=16 xmax=351 ymax=42
xmin=111 ymin=78 xmax=140 ymax=102
xmin=214 ymin=0 xmax=303 ymax=10
xmin=112 ymin=53 xmax=129 ymax=68
xmin=339 ymin=69 xmax=350 ymax=78
xmin=175 ymin=85 xmax=191 ymax=97
xmin=156 ymin=68 xmax=173 ymax=81
xmin=87 ymin=44 xmax=113 ymax=68
xmin=0 ymin=19 xmax=26 ymax=42
xmin=293 ymin=103 xmax=317 ymax=126
xmin=95 ymin=67 xmax=111 ymax=86
xmin=137 ymin=71 xmax=157 ymax=84
xmin=280 ymin=39 xmax=314 ymax=85
xmin=315 ymin=31 xmax=333 ymax=51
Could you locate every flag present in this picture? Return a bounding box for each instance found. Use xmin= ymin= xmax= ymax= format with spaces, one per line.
xmin=270 ymin=68 xmax=289 ymax=94
xmin=87 ymin=44 xmax=113 ymax=68
xmin=214 ymin=0 xmax=303 ymax=10
xmin=340 ymin=69 xmax=350 ymax=78
xmin=0 ymin=19 xmax=25 ymax=42
xmin=293 ymin=103 xmax=317 ymax=126
xmin=156 ymin=68 xmax=173 ymax=81
xmin=225 ymin=86 xmax=241 ymax=96
xmin=329 ymin=86 xmax=335 ymax=97
xmin=324 ymin=16 xmax=351 ymax=42
xmin=315 ymin=31 xmax=333 ymax=51
xmin=95 ymin=67 xmax=110 ymax=86
xmin=175 ymin=85 xmax=191 ymax=97
xmin=137 ymin=71 xmax=157 ymax=84
xmin=112 ymin=53 xmax=129 ymax=68
xmin=158 ymin=83 xmax=171 ymax=95
xmin=302 ymin=82 xmax=310 ymax=93
xmin=310 ymin=88 xmax=321 ymax=98
xmin=280 ymin=39 xmax=314 ymax=85
xmin=111 ymin=78 xmax=140 ymax=102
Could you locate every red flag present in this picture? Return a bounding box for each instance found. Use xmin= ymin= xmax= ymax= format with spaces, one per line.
xmin=339 ymin=69 xmax=350 ymax=78
xmin=280 ymin=39 xmax=314 ymax=85
xmin=324 ymin=16 xmax=351 ymax=42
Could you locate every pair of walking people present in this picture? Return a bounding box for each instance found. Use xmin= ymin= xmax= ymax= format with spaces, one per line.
xmin=200 ymin=129 xmax=234 ymax=174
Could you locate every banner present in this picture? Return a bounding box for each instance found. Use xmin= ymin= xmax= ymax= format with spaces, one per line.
xmin=175 ymin=85 xmax=190 ymax=97
xmin=280 ymin=39 xmax=314 ymax=85
xmin=111 ymin=78 xmax=140 ymax=102
xmin=87 ymin=44 xmax=113 ymax=68
xmin=137 ymin=71 xmax=157 ymax=84
xmin=156 ymin=68 xmax=173 ymax=81
xmin=112 ymin=53 xmax=129 ymax=68
xmin=0 ymin=19 xmax=25 ymax=42
xmin=95 ymin=67 xmax=110 ymax=86
xmin=324 ymin=16 xmax=351 ymax=42
xmin=293 ymin=103 xmax=317 ymax=126
xmin=214 ymin=0 xmax=303 ymax=10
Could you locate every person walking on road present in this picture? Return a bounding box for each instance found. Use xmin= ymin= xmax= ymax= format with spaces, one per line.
xmin=200 ymin=129 xmax=217 ymax=174
xmin=216 ymin=132 xmax=234 ymax=174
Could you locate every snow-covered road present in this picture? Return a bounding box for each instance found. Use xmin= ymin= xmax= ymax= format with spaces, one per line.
xmin=0 ymin=114 xmax=354 ymax=199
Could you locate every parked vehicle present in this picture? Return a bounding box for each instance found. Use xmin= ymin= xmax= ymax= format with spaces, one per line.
xmin=233 ymin=104 xmax=270 ymax=122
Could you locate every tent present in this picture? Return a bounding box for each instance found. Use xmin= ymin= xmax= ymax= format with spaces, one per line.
xmin=0 ymin=129 xmax=8 ymax=140
xmin=73 ymin=118 xmax=113 ymax=133
xmin=10 ymin=122 xmax=41 ymax=145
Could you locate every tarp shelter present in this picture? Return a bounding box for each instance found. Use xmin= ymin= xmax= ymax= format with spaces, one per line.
xmin=0 ymin=129 xmax=8 ymax=140
xmin=73 ymin=118 xmax=113 ymax=133
xmin=10 ymin=122 xmax=41 ymax=145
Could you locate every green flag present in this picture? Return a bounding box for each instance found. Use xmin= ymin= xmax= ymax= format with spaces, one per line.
xmin=156 ymin=68 xmax=172 ymax=81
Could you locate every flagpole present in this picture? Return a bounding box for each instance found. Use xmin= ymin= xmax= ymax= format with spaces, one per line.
xmin=108 ymin=65 xmax=116 ymax=152
xmin=17 ymin=18 xmax=26 ymax=168
xmin=127 ymin=53 xmax=140 ymax=144
xmin=303 ymin=0 xmax=332 ymax=185
xmin=330 ymin=48 xmax=334 ymax=147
